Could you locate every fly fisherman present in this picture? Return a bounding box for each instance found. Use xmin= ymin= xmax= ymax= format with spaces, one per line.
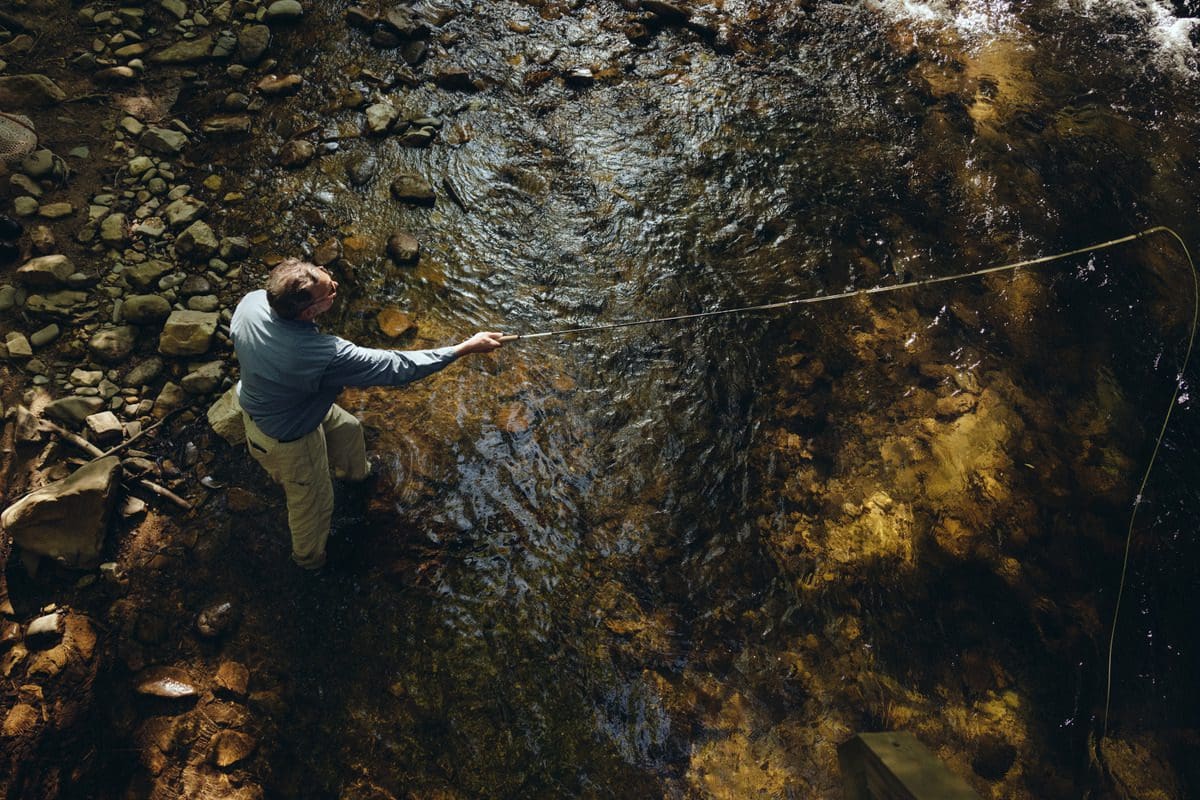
xmin=230 ymin=258 xmax=505 ymax=570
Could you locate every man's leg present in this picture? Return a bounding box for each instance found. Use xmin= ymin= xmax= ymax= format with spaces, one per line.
xmin=322 ymin=403 xmax=371 ymax=481
xmin=243 ymin=413 xmax=334 ymax=569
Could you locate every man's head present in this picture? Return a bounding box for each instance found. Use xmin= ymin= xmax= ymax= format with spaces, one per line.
xmin=265 ymin=258 xmax=339 ymax=321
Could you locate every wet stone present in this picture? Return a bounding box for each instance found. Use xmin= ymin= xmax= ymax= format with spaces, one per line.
xmin=26 ymin=612 xmax=63 ymax=645
xmin=279 ymin=139 xmax=315 ymax=167
xmin=386 ymin=232 xmax=419 ymax=263
xmin=390 ymin=173 xmax=434 ymax=205
xmin=377 ymin=308 xmax=416 ymax=338
xmin=435 ymin=66 xmax=478 ymax=92
xmin=346 ymin=153 xmax=379 ymax=186
xmin=211 ymin=729 xmax=256 ymax=768
xmin=136 ymin=666 xmax=200 ymax=699
xmin=256 ymin=73 xmax=302 ymax=95
xmin=365 ymin=103 xmax=398 ymax=135
xmin=202 ymin=115 xmax=252 ymax=135
xmin=2 ymin=704 xmax=39 ymax=737
xmin=313 ymin=238 xmax=341 ymax=266
xmin=215 ymin=661 xmax=250 ymax=697
xmin=196 ymin=600 xmax=237 ymax=637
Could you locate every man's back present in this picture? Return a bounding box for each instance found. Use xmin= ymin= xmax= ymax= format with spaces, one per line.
xmin=231 ymin=289 xmax=340 ymax=441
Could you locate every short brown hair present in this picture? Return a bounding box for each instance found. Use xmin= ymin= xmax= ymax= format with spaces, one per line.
xmin=266 ymin=258 xmax=322 ymax=319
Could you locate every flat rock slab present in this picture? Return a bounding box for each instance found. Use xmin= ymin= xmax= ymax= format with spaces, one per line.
xmin=160 ymin=310 xmax=219 ymax=355
xmin=1 ymin=456 xmax=121 ymax=568
xmin=0 ymin=74 xmax=66 ymax=106
xmin=16 ymin=254 xmax=73 ymax=288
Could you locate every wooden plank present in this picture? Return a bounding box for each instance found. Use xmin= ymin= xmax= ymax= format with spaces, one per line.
xmin=838 ymin=732 xmax=981 ymax=800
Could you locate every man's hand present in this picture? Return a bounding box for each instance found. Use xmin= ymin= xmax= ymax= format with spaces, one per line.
xmin=454 ymin=331 xmax=505 ymax=357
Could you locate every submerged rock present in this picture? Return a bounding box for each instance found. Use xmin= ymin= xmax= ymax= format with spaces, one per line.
xmin=135 ymin=666 xmax=201 ymax=699
xmin=210 ymin=730 xmax=256 ymax=768
xmin=386 ymin=232 xmax=419 ymax=263
xmin=389 ymin=173 xmax=434 ymax=205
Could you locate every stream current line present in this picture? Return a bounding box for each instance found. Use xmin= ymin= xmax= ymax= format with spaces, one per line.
xmin=504 ymin=225 xmax=1198 ymax=737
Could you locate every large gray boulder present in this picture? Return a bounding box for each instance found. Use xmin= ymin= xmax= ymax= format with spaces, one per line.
xmin=159 ymin=310 xmax=218 ymax=355
xmin=1 ymin=456 xmax=122 ymax=568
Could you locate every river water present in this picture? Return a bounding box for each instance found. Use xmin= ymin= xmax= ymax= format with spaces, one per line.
xmin=204 ymin=0 xmax=1200 ymax=796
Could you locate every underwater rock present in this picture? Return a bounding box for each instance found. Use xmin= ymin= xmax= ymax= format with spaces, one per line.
xmin=389 ymin=173 xmax=434 ymax=205
xmin=346 ymin=152 xmax=380 ymax=186
xmin=278 ymin=139 xmax=315 ymax=168
xmin=215 ymin=661 xmax=250 ymax=697
xmin=376 ymin=308 xmax=416 ymax=338
xmin=211 ymin=730 xmax=256 ymax=768
xmin=386 ymin=232 xmax=419 ymax=263
xmin=135 ymin=666 xmax=200 ymax=699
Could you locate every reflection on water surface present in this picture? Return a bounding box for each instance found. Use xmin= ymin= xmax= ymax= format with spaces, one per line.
xmin=202 ymin=0 xmax=1200 ymax=795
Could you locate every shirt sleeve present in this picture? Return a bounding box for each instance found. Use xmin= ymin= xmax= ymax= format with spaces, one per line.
xmin=320 ymin=338 xmax=459 ymax=389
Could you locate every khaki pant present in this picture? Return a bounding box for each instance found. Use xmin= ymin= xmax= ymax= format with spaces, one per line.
xmin=242 ymin=405 xmax=370 ymax=569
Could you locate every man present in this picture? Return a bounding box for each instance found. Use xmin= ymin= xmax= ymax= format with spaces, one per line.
xmin=230 ymin=258 xmax=504 ymax=570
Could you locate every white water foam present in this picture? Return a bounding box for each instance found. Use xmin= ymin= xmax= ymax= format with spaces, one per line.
xmin=869 ymin=0 xmax=1198 ymax=77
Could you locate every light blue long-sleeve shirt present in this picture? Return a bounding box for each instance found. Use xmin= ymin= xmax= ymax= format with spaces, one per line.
xmin=230 ymin=290 xmax=457 ymax=441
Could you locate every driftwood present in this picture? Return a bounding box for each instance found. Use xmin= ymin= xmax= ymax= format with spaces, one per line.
xmin=37 ymin=418 xmax=193 ymax=511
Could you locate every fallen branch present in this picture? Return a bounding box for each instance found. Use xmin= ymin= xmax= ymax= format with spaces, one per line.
xmin=37 ymin=418 xmax=193 ymax=512
xmin=132 ymin=478 xmax=192 ymax=511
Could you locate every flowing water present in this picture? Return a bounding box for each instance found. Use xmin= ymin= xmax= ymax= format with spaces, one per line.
xmin=197 ymin=0 xmax=1200 ymax=796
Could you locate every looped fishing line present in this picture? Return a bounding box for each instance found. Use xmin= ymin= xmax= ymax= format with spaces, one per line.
xmin=504 ymin=225 xmax=1198 ymax=736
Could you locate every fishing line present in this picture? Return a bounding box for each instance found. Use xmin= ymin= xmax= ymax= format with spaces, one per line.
xmin=501 ymin=225 xmax=1198 ymax=737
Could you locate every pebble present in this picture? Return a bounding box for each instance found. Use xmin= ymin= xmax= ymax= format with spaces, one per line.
xmin=255 ymin=73 xmax=302 ymax=95
xmin=266 ymin=0 xmax=303 ymax=21
xmin=30 ymin=324 xmax=60 ymax=347
xmin=38 ymin=202 xmax=75 ymax=219
xmin=13 ymin=197 xmax=38 ymax=216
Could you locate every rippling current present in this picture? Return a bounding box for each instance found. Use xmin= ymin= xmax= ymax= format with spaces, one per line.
xmin=206 ymin=0 xmax=1200 ymax=795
